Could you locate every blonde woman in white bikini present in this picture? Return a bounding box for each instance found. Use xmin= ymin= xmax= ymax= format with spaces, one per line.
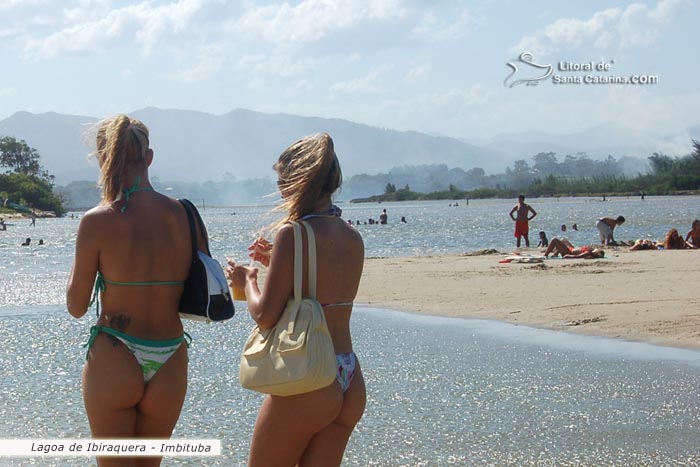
xmin=226 ymin=133 xmax=366 ymax=467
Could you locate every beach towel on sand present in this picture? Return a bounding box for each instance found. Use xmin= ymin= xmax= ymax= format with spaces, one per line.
xmin=499 ymin=255 xmax=545 ymax=264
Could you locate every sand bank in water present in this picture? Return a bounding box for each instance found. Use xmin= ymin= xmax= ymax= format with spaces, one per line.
xmin=357 ymin=249 xmax=700 ymax=350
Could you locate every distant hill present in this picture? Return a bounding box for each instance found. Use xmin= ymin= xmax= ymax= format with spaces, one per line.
xmin=2 ymin=108 xmax=696 ymax=193
xmin=0 ymin=108 xmax=510 ymax=185
xmin=467 ymin=122 xmax=696 ymax=166
xmin=0 ymin=111 xmax=99 ymax=183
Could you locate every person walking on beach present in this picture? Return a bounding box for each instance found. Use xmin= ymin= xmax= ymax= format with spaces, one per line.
xmin=226 ymin=133 xmax=366 ymax=467
xmin=67 ymin=115 xmax=199 ymax=467
xmin=29 ymin=210 xmax=36 ymax=227
xmin=509 ymin=194 xmax=537 ymax=247
xmin=596 ymin=215 xmax=625 ymax=246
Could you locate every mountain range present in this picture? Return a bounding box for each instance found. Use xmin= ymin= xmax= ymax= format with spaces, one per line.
xmin=0 ymin=108 xmax=697 ymax=186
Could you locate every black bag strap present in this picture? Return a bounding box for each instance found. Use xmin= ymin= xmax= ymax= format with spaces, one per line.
xmin=179 ymin=199 xmax=211 ymax=261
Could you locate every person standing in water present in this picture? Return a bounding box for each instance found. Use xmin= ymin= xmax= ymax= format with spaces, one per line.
xmin=509 ymin=194 xmax=537 ymax=248
xmin=226 ymin=133 xmax=365 ymax=467
xmin=67 ymin=114 xmax=201 ymax=467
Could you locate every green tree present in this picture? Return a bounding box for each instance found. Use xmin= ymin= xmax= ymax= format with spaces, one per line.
xmin=1 ymin=137 xmax=41 ymax=176
xmin=648 ymin=152 xmax=675 ymax=175
xmin=384 ymin=182 xmax=396 ymax=194
xmin=0 ymin=136 xmax=55 ymax=185
xmin=0 ymin=173 xmax=65 ymax=215
xmin=0 ymin=136 xmax=63 ymax=214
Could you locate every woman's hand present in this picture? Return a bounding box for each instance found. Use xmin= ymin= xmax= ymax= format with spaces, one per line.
xmin=225 ymin=259 xmax=258 ymax=290
xmin=248 ymin=237 xmax=273 ymax=267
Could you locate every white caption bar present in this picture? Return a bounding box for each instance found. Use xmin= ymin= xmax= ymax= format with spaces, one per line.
xmin=0 ymin=439 xmax=221 ymax=457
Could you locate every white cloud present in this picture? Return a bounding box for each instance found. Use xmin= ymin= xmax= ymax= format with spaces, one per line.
xmin=512 ymin=0 xmax=688 ymax=57
xmin=168 ymin=44 xmax=225 ymax=83
xmin=330 ymin=66 xmax=393 ymax=96
xmin=230 ymin=0 xmax=408 ymax=47
xmin=413 ymin=8 xmax=473 ymax=41
xmin=22 ymin=0 xmax=204 ymax=61
xmin=0 ymin=0 xmax=50 ymax=12
xmin=404 ymin=63 xmax=432 ymax=83
xmin=0 ymin=26 xmax=23 ymax=40
xmin=237 ymin=53 xmax=316 ymax=78
xmin=0 ymin=87 xmax=18 ymax=97
xmin=236 ymin=53 xmax=318 ymax=92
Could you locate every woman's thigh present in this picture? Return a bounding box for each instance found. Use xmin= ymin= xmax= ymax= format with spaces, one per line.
xmin=299 ymin=366 xmax=367 ymax=467
xmin=248 ymin=385 xmax=344 ymax=467
xmin=82 ymin=335 xmax=145 ymax=437
xmin=135 ymin=344 xmax=188 ymax=438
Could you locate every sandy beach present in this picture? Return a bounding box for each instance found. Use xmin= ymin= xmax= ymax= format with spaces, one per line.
xmin=357 ymin=248 xmax=700 ymax=350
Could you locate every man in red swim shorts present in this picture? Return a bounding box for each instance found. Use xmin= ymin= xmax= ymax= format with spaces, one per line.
xmin=509 ymin=194 xmax=537 ymax=248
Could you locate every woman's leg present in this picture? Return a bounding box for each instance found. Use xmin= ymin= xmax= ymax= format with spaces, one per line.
xmin=133 ymin=344 xmax=188 ymax=467
xmin=83 ymin=334 xmax=145 ymax=467
xmin=248 ymin=384 xmax=344 ymax=467
xmin=299 ymin=365 xmax=366 ymax=467
xmin=545 ymin=238 xmax=567 ymax=257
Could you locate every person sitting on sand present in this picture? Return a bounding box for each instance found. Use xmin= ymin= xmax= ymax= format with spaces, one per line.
xmin=685 ymin=219 xmax=700 ymax=249
xmin=537 ymin=231 xmax=549 ymax=247
xmin=544 ymin=238 xmax=604 ymax=259
xmin=664 ymin=228 xmax=686 ymax=249
xmin=630 ymin=238 xmax=658 ymax=251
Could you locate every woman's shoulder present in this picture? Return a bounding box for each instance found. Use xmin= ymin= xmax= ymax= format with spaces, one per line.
xmin=79 ymin=204 xmax=112 ymax=227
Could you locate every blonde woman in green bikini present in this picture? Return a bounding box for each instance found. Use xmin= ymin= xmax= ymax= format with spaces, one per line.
xmin=227 ymin=133 xmax=366 ymax=467
xmin=67 ymin=114 xmax=203 ymax=467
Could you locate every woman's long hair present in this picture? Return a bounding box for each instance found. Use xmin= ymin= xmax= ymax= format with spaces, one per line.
xmin=664 ymin=228 xmax=685 ymax=249
xmin=273 ymin=133 xmax=342 ymax=227
xmin=93 ymin=114 xmax=150 ymax=204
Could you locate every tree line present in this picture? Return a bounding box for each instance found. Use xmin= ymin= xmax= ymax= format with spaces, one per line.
xmin=2 ymin=133 xmax=699 ymax=213
xmin=350 ymin=140 xmax=700 ymax=202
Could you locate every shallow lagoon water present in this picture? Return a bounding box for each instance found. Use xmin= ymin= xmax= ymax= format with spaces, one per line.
xmin=2 ymin=197 xmax=700 ymax=465
xmin=1 ymin=306 xmax=700 ymax=466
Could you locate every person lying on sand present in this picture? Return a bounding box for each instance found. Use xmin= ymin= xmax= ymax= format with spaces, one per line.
xmin=544 ymin=238 xmax=605 ymax=259
xmin=630 ymin=239 xmax=659 ymax=251
xmin=664 ymin=228 xmax=686 ymax=250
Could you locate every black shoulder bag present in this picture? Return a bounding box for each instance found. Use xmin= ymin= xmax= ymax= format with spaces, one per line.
xmin=178 ymin=199 xmax=235 ymax=322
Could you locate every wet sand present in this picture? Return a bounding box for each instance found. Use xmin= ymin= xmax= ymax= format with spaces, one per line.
xmin=357 ymin=248 xmax=700 ymax=350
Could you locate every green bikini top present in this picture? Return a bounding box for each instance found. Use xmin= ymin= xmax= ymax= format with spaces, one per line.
xmin=89 ymin=177 xmax=185 ymax=315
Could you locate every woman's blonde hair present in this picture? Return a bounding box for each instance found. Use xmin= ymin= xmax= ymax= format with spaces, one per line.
xmin=273 ymin=133 xmax=342 ymax=225
xmin=93 ymin=114 xmax=150 ymax=203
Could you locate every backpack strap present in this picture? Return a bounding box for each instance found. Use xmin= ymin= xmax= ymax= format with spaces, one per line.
xmin=299 ymin=220 xmax=317 ymax=300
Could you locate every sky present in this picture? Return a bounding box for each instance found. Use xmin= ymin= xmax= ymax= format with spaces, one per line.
xmin=0 ymin=0 xmax=698 ymax=141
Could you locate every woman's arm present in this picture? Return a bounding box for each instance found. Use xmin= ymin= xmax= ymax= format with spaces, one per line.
xmin=227 ymin=224 xmax=295 ymax=330
xmin=66 ymin=212 xmax=101 ymax=318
